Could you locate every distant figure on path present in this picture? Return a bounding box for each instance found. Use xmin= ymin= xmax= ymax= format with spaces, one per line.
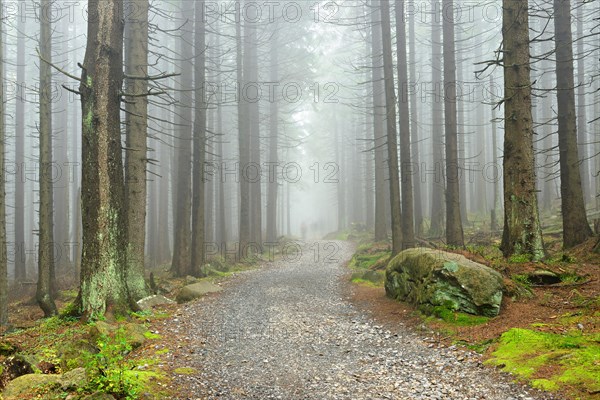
xmin=301 ymin=222 xmax=307 ymax=241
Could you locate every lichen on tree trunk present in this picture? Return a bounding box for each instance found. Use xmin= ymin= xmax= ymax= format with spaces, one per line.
xmin=78 ymin=0 xmax=132 ymax=319
xmin=500 ymin=0 xmax=545 ymax=261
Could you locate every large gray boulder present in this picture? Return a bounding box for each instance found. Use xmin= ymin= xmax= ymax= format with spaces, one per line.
xmin=385 ymin=248 xmax=504 ymax=317
xmin=176 ymin=281 xmax=222 ymax=303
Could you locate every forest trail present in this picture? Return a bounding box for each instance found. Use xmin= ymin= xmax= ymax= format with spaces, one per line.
xmin=159 ymin=241 xmax=553 ymax=400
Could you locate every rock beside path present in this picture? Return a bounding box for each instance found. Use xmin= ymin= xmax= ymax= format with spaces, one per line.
xmin=385 ymin=248 xmax=505 ymax=317
xmin=137 ymin=294 xmax=175 ymax=310
xmin=176 ymin=281 xmax=222 ymax=303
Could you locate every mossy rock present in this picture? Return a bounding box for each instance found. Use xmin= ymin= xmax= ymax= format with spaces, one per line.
xmin=123 ymin=323 xmax=148 ymax=348
xmin=0 ymin=354 xmax=38 ymax=389
xmin=385 ymin=248 xmax=504 ymax=317
xmin=88 ymin=321 xmax=117 ymax=343
xmin=2 ymin=374 xmax=60 ymax=399
xmin=88 ymin=321 xmax=148 ymax=349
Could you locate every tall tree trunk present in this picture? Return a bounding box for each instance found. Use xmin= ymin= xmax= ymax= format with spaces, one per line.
xmin=554 ymin=0 xmax=592 ymax=248
xmin=490 ymin=74 xmax=501 ymax=229
xmin=429 ymin=0 xmax=445 ymax=237
xmin=371 ymin=0 xmax=387 ymax=242
xmin=79 ymin=0 xmax=130 ymax=318
xmin=237 ymin=16 xmax=251 ymax=258
xmin=442 ymin=0 xmax=464 ymax=247
xmin=335 ymin=122 xmax=346 ymax=232
xmin=247 ymin=20 xmax=262 ymax=248
xmin=408 ymin=0 xmax=423 ymax=237
xmin=54 ymin=10 xmax=71 ymax=272
xmin=216 ymin=92 xmax=227 ymax=247
xmin=576 ymin=4 xmax=589 ymax=204
xmin=14 ymin=0 xmax=26 ymax=283
xmin=500 ymin=0 xmax=545 ymax=260
xmin=124 ymin=0 xmax=149 ymax=300
xmin=456 ymin=24 xmax=469 ymax=225
xmin=266 ymin=27 xmax=279 ymax=244
xmin=0 ymin=3 xmax=8 ymax=325
xmin=171 ymin=3 xmax=194 ymax=276
xmin=158 ymin=129 xmax=171 ymax=264
xmin=395 ymin=1 xmax=415 ymax=248
xmin=380 ymin=0 xmax=403 ymax=255
xmin=37 ymin=0 xmax=58 ymax=317
xmin=191 ymin=1 xmax=207 ymax=274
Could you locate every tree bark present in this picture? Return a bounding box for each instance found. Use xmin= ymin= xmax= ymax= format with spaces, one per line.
xmin=442 ymin=0 xmax=464 ymax=247
xmin=124 ymin=0 xmax=150 ymax=300
xmin=408 ymin=0 xmax=423 ymax=237
xmin=429 ymin=0 xmax=445 ymax=237
xmin=575 ymin=4 xmax=589 ymax=204
xmin=247 ymin=19 xmax=262 ymax=248
xmin=370 ymin=0 xmax=387 ymax=242
xmin=554 ymin=0 xmax=592 ymax=247
xmin=191 ymin=1 xmax=207 ymax=274
xmin=78 ymin=0 xmax=130 ymax=318
xmin=171 ymin=2 xmax=194 ymax=276
xmin=499 ymin=0 xmax=545 ymax=260
xmin=395 ymin=1 xmax=415 ymax=249
xmin=266 ymin=27 xmax=279 ymax=244
xmin=37 ymin=0 xmax=58 ymax=317
xmin=14 ymin=0 xmax=26 ymax=283
xmin=237 ymin=15 xmax=251 ymax=258
xmin=0 ymin=2 xmax=8 ymax=325
xmin=380 ymin=0 xmax=403 ymax=255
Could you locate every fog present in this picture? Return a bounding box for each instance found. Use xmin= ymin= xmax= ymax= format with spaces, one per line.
xmin=0 ymin=0 xmax=598 ymax=281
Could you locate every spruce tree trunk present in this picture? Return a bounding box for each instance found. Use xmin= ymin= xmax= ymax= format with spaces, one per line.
xmin=490 ymin=74 xmax=501 ymax=227
xmin=79 ymin=0 xmax=131 ymax=318
xmin=191 ymin=1 xmax=207 ymax=274
xmin=429 ymin=0 xmax=445 ymax=237
xmin=0 ymin=3 xmax=8 ymax=325
xmin=442 ymin=0 xmax=464 ymax=247
xmin=266 ymin=28 xmax=279 ymax=244
xmin=37 ymin=0 xmax=58 ymax=317
xmin=370 ymin=0 xmax=387 ymax=242
xmin=500 ymin=0 xmax=545 ymax=260
xmin=408 ymin=0 xmax=423 ymax=237
xmin=14 ymin=0 xmax=26 ymax=283
xmin=575 ymin=4 xmax=589 ymax=204
xmin=171 ymin=2 xmax=194 ymax=276
xmin=237 ymin=16 xmax=251 ymax=258
xmin=124 ymin=0 xmax=149 ymax=299
xmin=380 ymin=0 xmax=403 ymax=255
xmin=395 ymin=1 xmax=415 ymax=248
xmin=247 ymin=21 xmax=262 ymax=248
xmin=554 ymin=0 xmax=592 ymax=247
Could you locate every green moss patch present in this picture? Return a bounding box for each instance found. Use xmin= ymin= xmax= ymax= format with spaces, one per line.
xmin=485 ymin=328 xmax=600 ymax=394
xmin=423 ymin=304 xmax=490 ymax=327
xmin=350 ymin=251 xmax=390 ymax=270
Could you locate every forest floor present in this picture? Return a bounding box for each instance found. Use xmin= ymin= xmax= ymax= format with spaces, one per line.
xmin=345 ymin=227 xmax=600 ymax=400
xmin=148 ymin=240 xmax=554 ymax=400
xmin=0 ymin=232 xmax=597 ymax=399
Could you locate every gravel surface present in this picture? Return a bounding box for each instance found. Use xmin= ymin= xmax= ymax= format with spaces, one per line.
xmin=158 ymin=241 xmax=558 ymax=400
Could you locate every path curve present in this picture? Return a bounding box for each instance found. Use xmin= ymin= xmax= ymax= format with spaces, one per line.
xmin=159 ymin=241 xmax=555 ymax=400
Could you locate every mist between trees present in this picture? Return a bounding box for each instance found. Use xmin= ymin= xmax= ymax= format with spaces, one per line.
xmin=0 ymin=0 xmax=597 ymax=320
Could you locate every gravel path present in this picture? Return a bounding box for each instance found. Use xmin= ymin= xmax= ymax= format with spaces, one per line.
xmin=159 ymin=241 xmax=557 ymax=400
